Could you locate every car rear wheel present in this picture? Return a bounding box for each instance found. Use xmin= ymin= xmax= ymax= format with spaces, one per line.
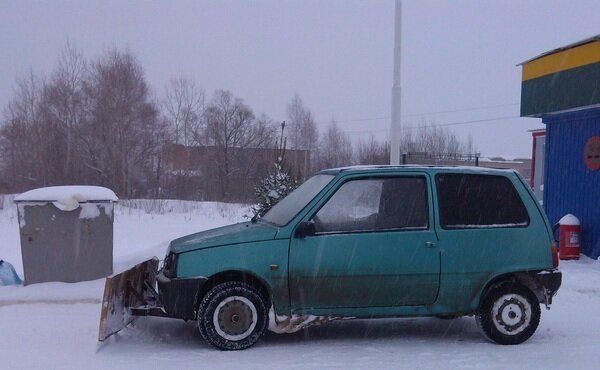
xmin=477 ymin=284 xmax=541 ymax=345
xmin=198 ymin=281 xmax=268 ymax=350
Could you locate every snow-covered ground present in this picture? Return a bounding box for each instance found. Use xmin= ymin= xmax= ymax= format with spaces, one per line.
xmin=1 ymin=196 xmax=599 ymax=369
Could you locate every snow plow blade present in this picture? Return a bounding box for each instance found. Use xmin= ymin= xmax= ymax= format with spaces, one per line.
xmin=98 ymin=257 xmax=164 ymax=341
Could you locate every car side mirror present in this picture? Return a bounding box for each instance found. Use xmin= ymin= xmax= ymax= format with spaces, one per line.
xmin=295 ymin=220 xmax=316 ymax=238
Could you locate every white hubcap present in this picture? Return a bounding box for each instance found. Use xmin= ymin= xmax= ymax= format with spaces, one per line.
xmin=492 ymin=293 xmax=531 ymax=335
xmin=213 ymin=296 xmax=258 ymax=341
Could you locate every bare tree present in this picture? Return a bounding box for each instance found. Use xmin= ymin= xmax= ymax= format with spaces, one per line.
xmin=316 ymin=121 xmax=353 ymax=170
xmin=385 ymin=121 xmax=480 ymax=165
xmin=463 ymin=134 xmax=476 ymax=157
xmin=353 ymin=122 xmax=477 ymax=167
xmin=286 ymin=94 xmax=317 ymax=175
xmin=36 ymin=42 xmax=88 ymax=184
xmin=1 ymin=41 xmax=482 ymax=201
xmin=0 ymin=71 xmax=46 ymax=190
xmin=356 ymin=135 xmax=390 ymax=165
xmin=287 ymin=94 xmax=318 ymax=150
xmin=82 ymin=48 xmax=160 ymax=197
xmin=0 ymin=46 xmax=164 ymax=197
xmin=251 ymin=113 xmax=278 ymax=149
xmin=163 ymin=76 xmax=204 ymax=146
xmin=204 ymin=90 xmax=264 ymax=199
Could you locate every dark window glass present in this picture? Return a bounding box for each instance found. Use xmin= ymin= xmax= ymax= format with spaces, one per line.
xmin=436 ymin=173 xmax=529 ymax=229
xmin=313 ymin=176 xmax=428 ymax=233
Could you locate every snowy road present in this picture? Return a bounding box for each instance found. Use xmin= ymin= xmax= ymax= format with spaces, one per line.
xmin=1 ymin=199 xmax=599 ymax=369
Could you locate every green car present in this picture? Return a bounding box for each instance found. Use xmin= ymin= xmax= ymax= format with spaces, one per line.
xmin=98 ymin=166 xmax=561 ymax=350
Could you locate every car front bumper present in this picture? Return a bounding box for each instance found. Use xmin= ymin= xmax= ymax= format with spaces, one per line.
xmin=156 ymin=270 xmax=208 ymax=321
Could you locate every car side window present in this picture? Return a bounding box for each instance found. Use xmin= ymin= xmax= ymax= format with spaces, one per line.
xmin=312 ymin=176 xmax=428 ymax=234
xmin=436 ymin=173 xmax=530 ymax=229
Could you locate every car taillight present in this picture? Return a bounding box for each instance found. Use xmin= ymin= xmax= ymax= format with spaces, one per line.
xmin=551 ymin=240 xmax=559 ymax=268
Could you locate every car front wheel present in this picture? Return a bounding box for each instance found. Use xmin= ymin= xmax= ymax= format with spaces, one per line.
xmin=477 ymin=284 xmax=541 ymax=345
xmin=197 ymin=281 xmax=268 ymax=350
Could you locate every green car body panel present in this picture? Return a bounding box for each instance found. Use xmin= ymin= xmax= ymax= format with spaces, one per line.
xmin=163 ymin=166 xmax=557 ymax=320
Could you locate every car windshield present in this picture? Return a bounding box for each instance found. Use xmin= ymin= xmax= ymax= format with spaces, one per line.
xmin=261 ymin=174 xmax=335 ymax=226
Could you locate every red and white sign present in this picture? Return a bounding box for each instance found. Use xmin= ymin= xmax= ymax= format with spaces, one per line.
xmin=583 ymin=136 xmax=600 ymax=170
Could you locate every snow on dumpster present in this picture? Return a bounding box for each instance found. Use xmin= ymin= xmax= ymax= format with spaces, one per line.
xmin=14 ymin=186 xmax=118 ymax=285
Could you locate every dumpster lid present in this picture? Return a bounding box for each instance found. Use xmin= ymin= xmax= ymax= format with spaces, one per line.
xmin=14 ymin=186 xmax=118 ymax=203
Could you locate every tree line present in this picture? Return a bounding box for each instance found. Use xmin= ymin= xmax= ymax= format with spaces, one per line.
xmin=0 ymin=44 xmax=476 ymax=202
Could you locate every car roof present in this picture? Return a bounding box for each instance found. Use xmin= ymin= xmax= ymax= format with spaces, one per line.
xmin=316 ymin=165 xmax=517 ymax=176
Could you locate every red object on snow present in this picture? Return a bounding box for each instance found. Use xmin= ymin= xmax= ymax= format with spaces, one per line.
xmin=558 ymin=214 xmax=580 ymax=260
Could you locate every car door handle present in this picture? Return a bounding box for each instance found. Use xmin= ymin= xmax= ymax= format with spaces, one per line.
xmin=425 ymin=242 xmax=435 ymax=248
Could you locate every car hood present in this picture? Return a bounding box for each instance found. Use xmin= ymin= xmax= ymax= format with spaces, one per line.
xmin=168 ymin=221 xmax=279 ymax=254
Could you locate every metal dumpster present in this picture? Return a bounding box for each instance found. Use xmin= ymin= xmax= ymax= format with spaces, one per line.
xmin=14 ymin=186 xmax=118 ymax=285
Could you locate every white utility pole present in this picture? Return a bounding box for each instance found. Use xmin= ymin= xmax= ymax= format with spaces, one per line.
xmin=390 ymin=0 xmax=402 ymax=165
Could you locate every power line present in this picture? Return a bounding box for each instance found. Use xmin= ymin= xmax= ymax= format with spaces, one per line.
xmin=403 ymin=102 xmax=519 ymax=118
xmin=316 ymin=116 xmax=390 ymax=125
xmin=314 ymin=102 xmax=519 ymax=126
xmin=421 ymin=115 xmax=519 ymax=128
xmin=343 ymin=114 xmax=520 ymax=135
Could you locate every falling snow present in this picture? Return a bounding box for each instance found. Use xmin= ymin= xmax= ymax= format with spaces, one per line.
xmin=1 ymin=199 xmax=599 ymax=369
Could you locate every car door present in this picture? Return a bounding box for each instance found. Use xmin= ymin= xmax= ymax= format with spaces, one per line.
xmin=432 ymin=172 xmax=543 ymax=310
xmin=289 ymin=173 xmax=440 ymax=312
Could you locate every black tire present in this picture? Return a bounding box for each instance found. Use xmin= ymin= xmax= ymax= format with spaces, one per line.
xmin=476 ymin=284 xmax=541 ymax=345
xmin=197 ymin=281 xmax=268 ymax=350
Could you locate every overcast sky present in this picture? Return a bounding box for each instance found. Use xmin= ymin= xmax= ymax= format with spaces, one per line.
xmin=1 ymin=0 xmax=599 ymax=158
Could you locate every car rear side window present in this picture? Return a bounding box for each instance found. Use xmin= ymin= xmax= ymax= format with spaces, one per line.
xmin=436 ymin=173 xmax=529 ymax=229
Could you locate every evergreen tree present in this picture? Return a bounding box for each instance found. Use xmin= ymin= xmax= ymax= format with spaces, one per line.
xmin=250 ymin=122 xmax=298 ymax=219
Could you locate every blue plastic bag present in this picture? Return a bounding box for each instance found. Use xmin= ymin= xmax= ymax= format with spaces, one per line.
xmin=0 ymin=259 xmax=22 ymax=286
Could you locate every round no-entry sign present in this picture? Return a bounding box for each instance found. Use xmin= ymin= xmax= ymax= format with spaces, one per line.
xmin=584 ymin=136 xmax=600 ymax=170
